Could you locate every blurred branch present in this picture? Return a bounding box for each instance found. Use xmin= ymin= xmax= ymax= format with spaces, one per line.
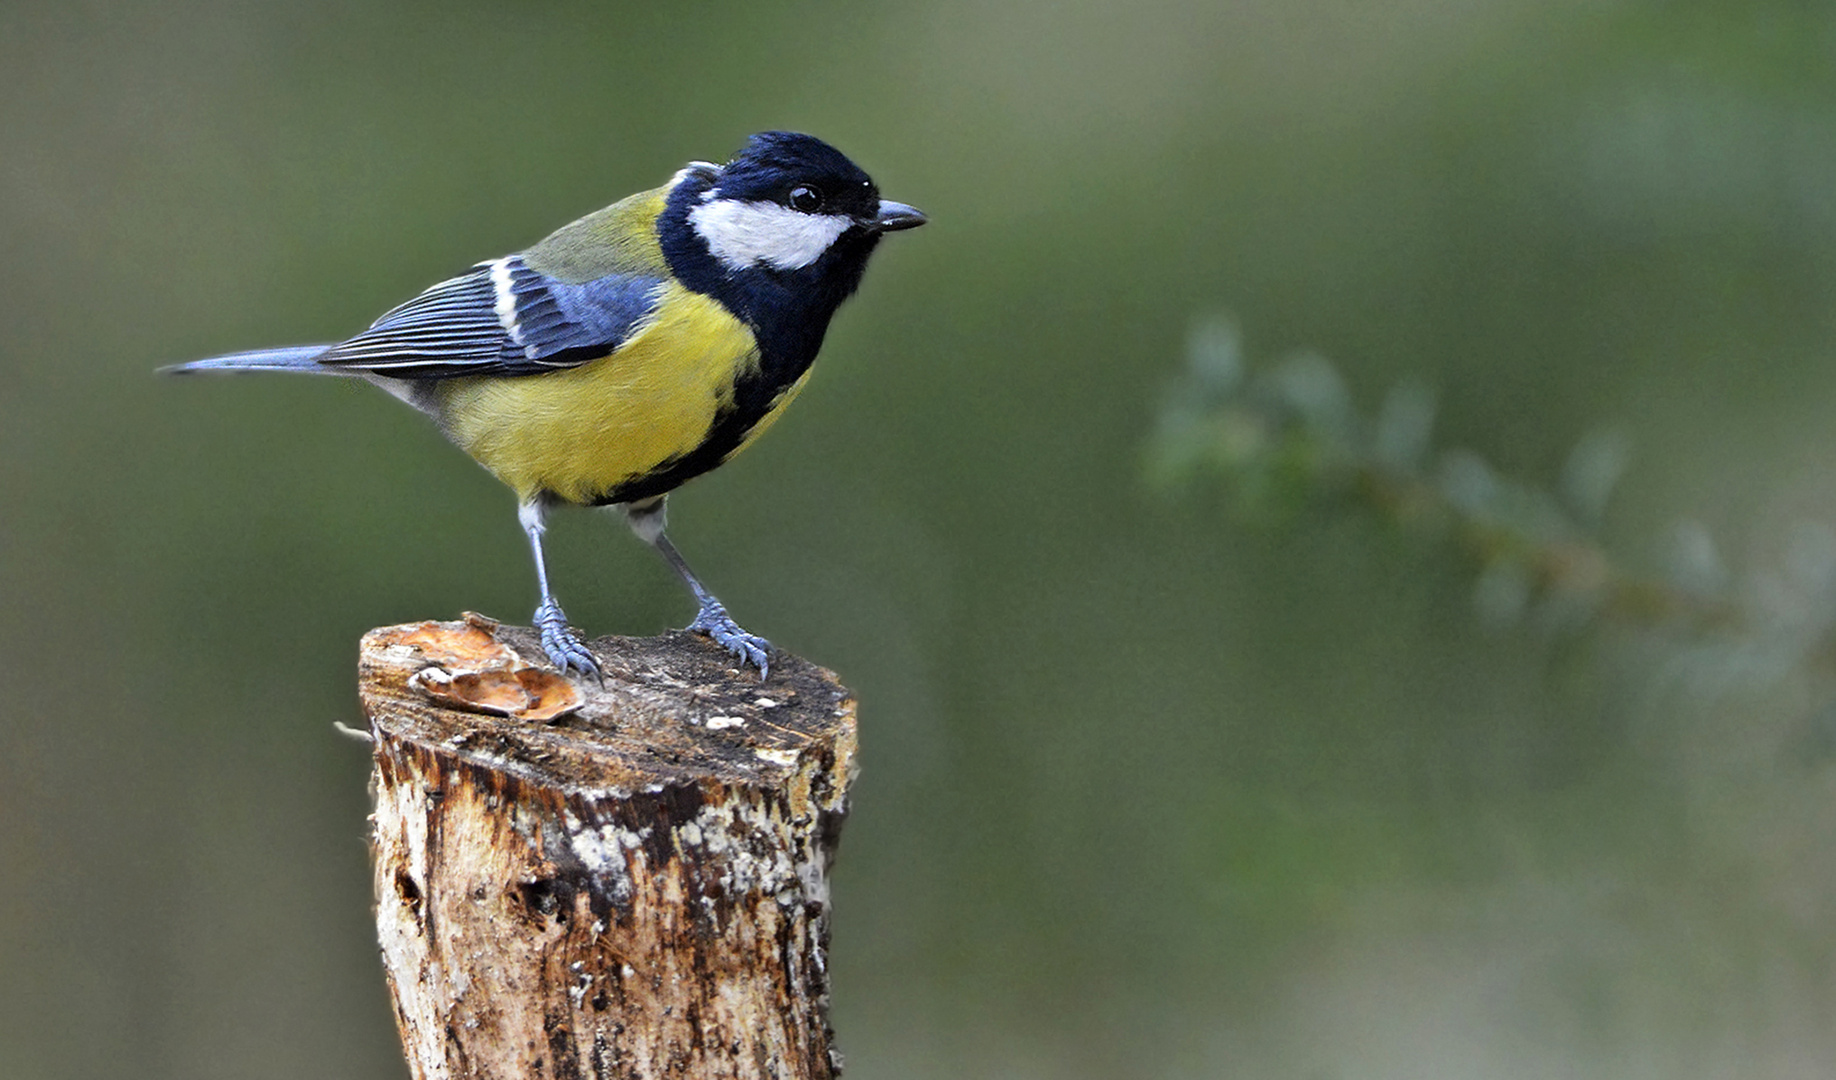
xmin=1148 ymin=315 xmax=1836 ymax=683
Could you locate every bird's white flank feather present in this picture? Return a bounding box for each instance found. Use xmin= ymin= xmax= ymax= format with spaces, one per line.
xmin=688 ymin=200 xmax=853 ymax=272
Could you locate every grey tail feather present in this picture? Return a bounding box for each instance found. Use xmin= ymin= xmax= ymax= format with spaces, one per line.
xmin=160 ymin=344 xmax=339 ymax=375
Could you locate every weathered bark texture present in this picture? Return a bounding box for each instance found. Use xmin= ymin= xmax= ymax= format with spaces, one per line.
xmin=359 ymin=614 xmax=858 ymax=1080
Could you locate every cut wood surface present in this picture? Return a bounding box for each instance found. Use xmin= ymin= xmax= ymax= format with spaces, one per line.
xmin=360 ymin=614 xmax=858 ymax=1080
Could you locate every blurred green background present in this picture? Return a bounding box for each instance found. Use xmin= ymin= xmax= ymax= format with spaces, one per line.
xmin=5 ymin=0 xmax=1836 ymax=1076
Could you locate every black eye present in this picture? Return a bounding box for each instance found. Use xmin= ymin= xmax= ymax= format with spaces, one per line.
xmin=787 ymin=185 xmax=823 ymax=212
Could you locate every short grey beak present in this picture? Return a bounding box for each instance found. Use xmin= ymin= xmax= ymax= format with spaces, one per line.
xmin=872 ymin=200 xmax=927 ymax=232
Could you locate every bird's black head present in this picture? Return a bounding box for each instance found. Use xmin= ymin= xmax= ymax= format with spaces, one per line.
xmin=659 ymin=132 xmax=925 ymax=369
xmin=716 ymin=131 xmax=885 ymax=224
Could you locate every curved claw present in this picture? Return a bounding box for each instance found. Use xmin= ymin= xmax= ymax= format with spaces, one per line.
xmin=534 ymin=599 xmax=601 ymax=679
xmin=688 ymin=601 xmax=772 ymax=680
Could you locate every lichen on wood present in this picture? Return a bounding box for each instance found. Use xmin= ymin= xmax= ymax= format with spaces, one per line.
xmin=361 ymin=614 xmax=858 ymax=1080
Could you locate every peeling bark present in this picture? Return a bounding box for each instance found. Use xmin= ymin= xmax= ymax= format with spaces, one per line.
xmin=360 ymin=614 xmax=857 ymax=1080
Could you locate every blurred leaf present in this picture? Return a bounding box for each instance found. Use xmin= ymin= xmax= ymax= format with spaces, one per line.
xmin=1561 ymin=428 xmax=1630 ymax=527
xmin=1185 ymin=314 xmax=1244 ymax=395
xmin=1374 ymin=380 xmax=1436 ymax=472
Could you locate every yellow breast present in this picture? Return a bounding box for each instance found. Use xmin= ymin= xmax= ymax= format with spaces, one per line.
xmin=434 ymin=284 xmax=760 ymax=505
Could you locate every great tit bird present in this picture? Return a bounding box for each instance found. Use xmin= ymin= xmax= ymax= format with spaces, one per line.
xmin=167 ymin=131 xmax=925 ymax=679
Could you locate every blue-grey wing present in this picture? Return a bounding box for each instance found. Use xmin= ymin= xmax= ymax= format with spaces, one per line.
xmin=316 ymin=257 xmax=666 ymax=379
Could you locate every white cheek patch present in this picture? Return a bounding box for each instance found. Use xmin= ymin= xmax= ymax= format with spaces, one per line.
xmin=688 ymin=199 xmax=853 ymax=272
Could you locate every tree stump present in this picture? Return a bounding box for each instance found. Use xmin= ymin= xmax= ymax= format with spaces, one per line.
xmin=358 ymin=614 xmax=858 ymax=1080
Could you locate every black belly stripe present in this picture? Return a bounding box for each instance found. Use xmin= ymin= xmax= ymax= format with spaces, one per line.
xmin=581 ymin=369 xmax=796 ymax=507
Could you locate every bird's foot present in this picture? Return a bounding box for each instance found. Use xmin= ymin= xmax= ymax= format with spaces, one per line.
xmin=534 ymin=599 xmax=600 ymax=679
xmin=688 ymin=600 xmax=771 ymax=680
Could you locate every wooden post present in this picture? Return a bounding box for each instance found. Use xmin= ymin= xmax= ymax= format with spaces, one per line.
xmin=358 ymin=614 xmax=858 ymax=1080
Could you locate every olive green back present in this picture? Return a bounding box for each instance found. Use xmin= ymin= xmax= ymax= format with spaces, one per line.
xmin=523 ymin=186 xmax=671 ymax=284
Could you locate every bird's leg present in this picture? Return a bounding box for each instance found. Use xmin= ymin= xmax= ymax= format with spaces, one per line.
xmin=622 ymin=499 xmax=772 ymax=679
xmin=519 ymin=499 xmax=600 ymax=678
